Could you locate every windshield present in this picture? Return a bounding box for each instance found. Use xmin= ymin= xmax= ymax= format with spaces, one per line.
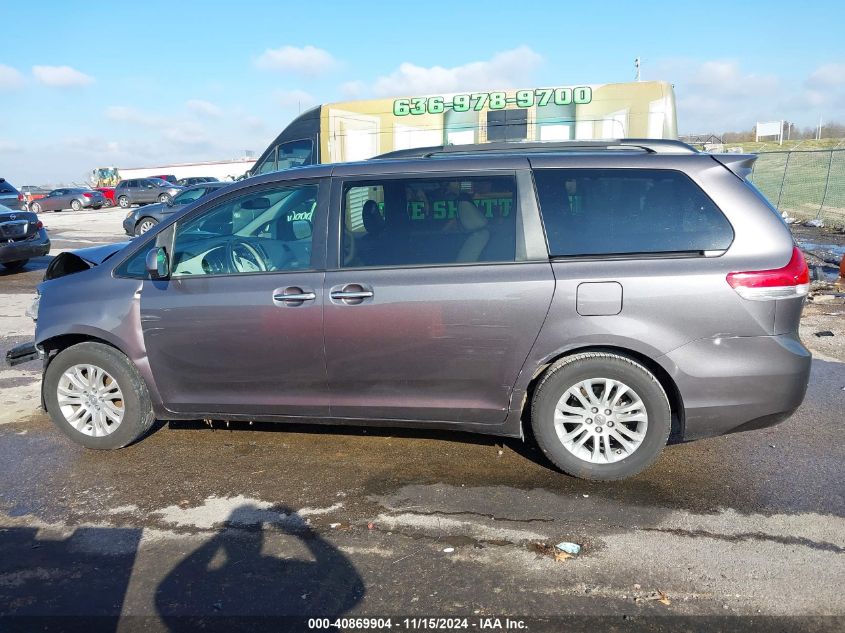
xmin=255 ymin=139 xmax=314 ymax=175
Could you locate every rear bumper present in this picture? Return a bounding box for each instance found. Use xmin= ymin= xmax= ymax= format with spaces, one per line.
xmin=6 ymin=341 xmax=44 ymax=367
xmin=661 ymin=333 xmax=812 ymax=441
xmin=0 ymin=231 xmax=50 ymax=263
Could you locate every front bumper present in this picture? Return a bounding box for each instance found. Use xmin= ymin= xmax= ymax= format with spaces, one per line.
xmin=662 ymin=332 xmax=812 ymax=441
xmin=6 ymin=341 xmax=44 ymax=367
xmin=0 ymin=230 xmax=50 ymax=263
xmin=122 ymin=215 xmax=136 ymax=236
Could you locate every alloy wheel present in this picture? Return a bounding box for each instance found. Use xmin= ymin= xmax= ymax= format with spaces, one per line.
xmin=56 ymin=364 xmax=125 ymax=437
xmin=553 ymin=378 xmax=648 ymax=464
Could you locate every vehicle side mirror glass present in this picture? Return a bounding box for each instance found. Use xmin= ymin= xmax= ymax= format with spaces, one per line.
xmin=145 ymin=247 xmax=170 ymax=279
xmin=165 ymin=197 xmax=174 ymax=207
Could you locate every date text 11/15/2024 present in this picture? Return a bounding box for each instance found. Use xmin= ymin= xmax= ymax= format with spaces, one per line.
xmin=393 ymin=87 xmax=593 ymax=116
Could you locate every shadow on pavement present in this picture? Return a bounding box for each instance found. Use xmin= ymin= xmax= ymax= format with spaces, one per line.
xmin=155 ymin=504 xmax=365 ymax=631
xmin=0 ymin=505 xmax=364 ymax=632
xmin=0 ymin=525 xmax=140 ymax=630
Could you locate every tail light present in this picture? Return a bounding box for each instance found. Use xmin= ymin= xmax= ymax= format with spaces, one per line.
xmin=727 ymin=247 xmax=809 ymax=300
xmin=17 ymin=193 xmax=23 ymax=201
xmin=83 ymin=192 xmax=93 ymax=198
xmin=35 ymin=221 xmax=43 ymax=230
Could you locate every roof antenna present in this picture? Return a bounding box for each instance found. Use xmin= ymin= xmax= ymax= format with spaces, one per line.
xmin=634 ymin=57 xmax=641 ymax=82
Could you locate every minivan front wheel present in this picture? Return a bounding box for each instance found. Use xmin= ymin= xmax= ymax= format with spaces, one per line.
xmin=531 ymin=352 xmax=671 ymax=481
xmin=43 ymin=342 xmax=155 ymax=449
xmin=118 ymin=196 xmax=129 ymax=208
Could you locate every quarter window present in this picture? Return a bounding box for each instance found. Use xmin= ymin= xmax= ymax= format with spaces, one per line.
xmin=341 ymin=175 xmax=521 ymax=268
xmin=534 ymin=168 xmax=734 ymax=256
xmin=170 ymin=183 xmax=319 ymax=276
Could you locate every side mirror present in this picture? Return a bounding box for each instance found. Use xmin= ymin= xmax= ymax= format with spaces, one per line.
xmin=164 ymin=197 xmax=174 ymax=207
xmin=145 ymin=247 xmax=170 ymax=280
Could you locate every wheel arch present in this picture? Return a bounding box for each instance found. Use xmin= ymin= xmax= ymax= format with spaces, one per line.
xmin=134 ymin=216 xmax=157 ymax=233
xmin=522 ymin=344 xmax=685 ymax=444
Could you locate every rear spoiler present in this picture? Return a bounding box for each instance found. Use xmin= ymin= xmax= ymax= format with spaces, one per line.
xmin=710 ymin=154 xmax=757 ymax=180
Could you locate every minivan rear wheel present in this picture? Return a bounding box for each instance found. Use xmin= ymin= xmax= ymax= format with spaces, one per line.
xmin=43 ymin=342 xmax=155 ymax=449
xmin=531 ymin=352 xmax=671 ymax=481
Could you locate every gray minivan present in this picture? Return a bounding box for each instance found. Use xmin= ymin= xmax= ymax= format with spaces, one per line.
xmin=6 ymin=140 xmax=811 ymax=480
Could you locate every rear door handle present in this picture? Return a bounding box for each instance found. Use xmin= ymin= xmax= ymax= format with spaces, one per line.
xmin=329 ymin=283 xmax=374 ymax=305
xmin=273 ymin=287 xmax=316 ymax=306
xmin=330 ymin=290 xmax=373 ymax=300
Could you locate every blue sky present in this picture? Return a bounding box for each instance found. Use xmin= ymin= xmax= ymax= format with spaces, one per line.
xmin=1 ymin=0 xmax=844 ymax=184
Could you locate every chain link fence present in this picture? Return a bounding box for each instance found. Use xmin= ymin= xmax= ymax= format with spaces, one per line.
xmin=749 ymin=149 xmax=845 ymax=226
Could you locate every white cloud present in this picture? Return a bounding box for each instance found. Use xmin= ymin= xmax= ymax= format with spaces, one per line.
xmin=32 ymin=65 xmax=94 ymax=87
xmin=371 ymin=46 xmax=544 ymax=97
xmin=806 ymin=63 xmax=845 ymax=89
xmin=163 ymin=122 xmax=210 ymax=148
xmin=0 ymin=140 xmax=22 ymax=153
xmin=186 ymin=99 xmax=223 ymax=117
xmin=274 ymin=89 xmax=316 ymax=109
xmin=339 ymin=80 xmax=365 ymax=99
xmin=653 ymin=59 xmax=781 ymax=132
xmin=0 ymin=65 xmax=24 ymax=91
xmin=254 ymin=45 xmax=337 ymax=76
xmin=105 ymin=105 xmax=162 ymax=127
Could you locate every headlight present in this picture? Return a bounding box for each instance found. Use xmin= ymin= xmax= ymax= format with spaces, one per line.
xmin=26 ymin=292 xmax=40 ymax=322
xmin=125 ymin=211 xmax=134 ymax=219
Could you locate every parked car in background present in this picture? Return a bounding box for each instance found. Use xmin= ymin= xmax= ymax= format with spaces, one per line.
xmin=20 ymin=186 xmax=50 ymax=207
xmin=123 ymin=181 xmax=228 ymax=236
xmin=0 ymin=204 xmax=50 ymax=270
xmin=29 ymin=188 xmax=106 ymax=212
xmin=0 ymin=178 xmax=25 ymax=211
xmin=95 ymin=187 xmax=116 ymax=207
xmin=114 ymin=178 xmax=183 ymax=208
xmin=8 ymin=140 xmax=811 ymax=481
xmin=153 ymin=174 xmax=178 ymax=185
xmin=176 ymin=176 xmax=219 ymax=187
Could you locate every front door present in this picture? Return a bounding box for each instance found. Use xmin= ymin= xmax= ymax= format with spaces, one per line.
xmin=140 ymin=179 xmax=330 ymax=417
xmin=323 ymin=171 xmax=554 ymax=425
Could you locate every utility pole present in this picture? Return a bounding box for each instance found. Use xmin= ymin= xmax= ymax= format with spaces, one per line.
xmin=817 ymin=115 xmax=823 ymax=140
xmin=634 ymin=58 xmax=641 ymax=82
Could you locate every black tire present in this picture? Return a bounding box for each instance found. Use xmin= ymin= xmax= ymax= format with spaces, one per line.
xmin=30 ymin=202 xmax=41 ymax=213
xmin=71 ymin=199 xmax=82 ymax=211
xmin=118 ymin=196 xmax=130 ymax=209
xmin=43 ymin=342 xmax=155 ymax=450
xmin=2 ymin=259 xmax=28 ymax=271
xmin=530 ymin=352 xmax=671 ymax=481
xmin=135 ymin=217 xmax=158 ymax=236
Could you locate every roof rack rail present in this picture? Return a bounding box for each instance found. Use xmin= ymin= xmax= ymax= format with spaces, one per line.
xmin=373 ymin=139 xmax=698 ymax=160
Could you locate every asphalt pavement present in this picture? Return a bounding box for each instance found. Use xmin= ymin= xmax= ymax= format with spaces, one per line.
xmin=0 ymin=208 xmax=842 ymax=632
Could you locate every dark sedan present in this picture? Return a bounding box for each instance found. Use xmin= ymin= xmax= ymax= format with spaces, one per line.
xmin=122 ymin=181 xmax=228 ymax=236
xmin=177 ymin=176 xmax=219 ymax=186
xmin=29 ymin=188 xmax=106 ymax=212
xmin=0 ymin=204 xmax=50 ymax=271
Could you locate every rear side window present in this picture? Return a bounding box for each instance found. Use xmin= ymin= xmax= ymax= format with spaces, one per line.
xmin=341 ymin=174 xmax=522 ymax=268
xmin=0 ymin=179 xmax=17 ymax=194
xmin=534 ymin=168 xmax=733 ymax=257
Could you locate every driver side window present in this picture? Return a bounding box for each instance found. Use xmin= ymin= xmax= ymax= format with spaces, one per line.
xmin=171 ymin=183 xmax=320 ymax=277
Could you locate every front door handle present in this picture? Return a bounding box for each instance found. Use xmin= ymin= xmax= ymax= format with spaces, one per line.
xmin=273 ymin=287 xmax=316 ymax=306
